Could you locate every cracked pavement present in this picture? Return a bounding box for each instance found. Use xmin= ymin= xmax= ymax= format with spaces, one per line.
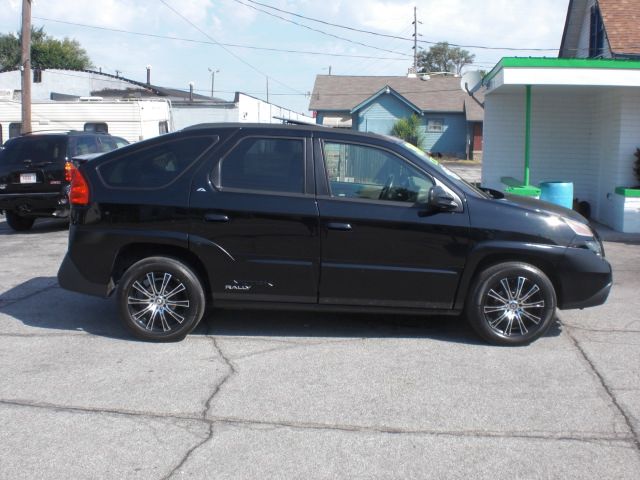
xmin=1 ymin=214 xmax=639 ymax=479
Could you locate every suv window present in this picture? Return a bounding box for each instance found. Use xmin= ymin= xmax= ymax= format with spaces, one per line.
xmin=98 ymin=136 xmax=215 ymax=188
xmin=220 ymin=137 xmax=305 ymax=194
xmin=0 ymin=136 xmax=67 ymax=166
xmin=97 ymin=136 xmax=129 ymax=152
xmin=324 ymin=142 xmax=433 ymax=203
xmin=68 ymin=136 xmax=99 ymax=156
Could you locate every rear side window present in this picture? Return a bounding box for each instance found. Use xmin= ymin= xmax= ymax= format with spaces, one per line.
xmin=98 ymin=136 xmax=216 ymax=188
xmin=0 ymin=136 xmax=66 ymax=166
xmin=68 ymin=136 xmax=99 ymax=156
xmin=220 ymin=137 xmax=305 ymax=194
xmin=97 ymin=136 xmax=129 ymax=152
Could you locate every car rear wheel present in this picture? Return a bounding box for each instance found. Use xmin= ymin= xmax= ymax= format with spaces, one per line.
xmin=5 ymin=211 xmax=35 ymax=231
xmin=117 ymin=257 xmax=206 ymax=341
xmin=466 ymin=262 xmax=556 ymax=346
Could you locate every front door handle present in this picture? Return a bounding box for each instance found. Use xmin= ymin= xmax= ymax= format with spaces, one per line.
xmin=327 ymin=222 xmax=352 ymax=231
xmin=205 ymin=213 xmax=230 ymax=223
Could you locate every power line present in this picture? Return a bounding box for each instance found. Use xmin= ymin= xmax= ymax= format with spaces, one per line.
xmin=32 ymin=16 xmax=408 ymax=61
xmin=241 ymin=0 xmax=559 ymax=52
xmin=158 ymin=0 xmax=304 ymax=95
xmin=230 ymin=0 xmax=412 ymax=57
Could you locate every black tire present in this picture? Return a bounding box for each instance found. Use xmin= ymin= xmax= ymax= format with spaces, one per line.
xmin=117 ymin=256 xmax=206 ymax=342
xmin=466 ymin=262 xmax=556 ymax=346
xmin=5 ymin=211 xmax=35 ymax=231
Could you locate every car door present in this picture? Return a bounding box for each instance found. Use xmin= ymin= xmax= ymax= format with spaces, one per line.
xmin=189 ymin=130 xmax=320 ymax=304
xmin=315 ymin=135 xmax=471 ymax=310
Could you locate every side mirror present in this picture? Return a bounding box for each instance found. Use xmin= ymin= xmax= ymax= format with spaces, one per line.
xmin=427 ymin=185 xmax=459 ymax=211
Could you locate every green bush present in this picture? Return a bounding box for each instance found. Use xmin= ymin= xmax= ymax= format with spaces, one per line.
xmin=390 ymin=114 xmax=425 ymax=149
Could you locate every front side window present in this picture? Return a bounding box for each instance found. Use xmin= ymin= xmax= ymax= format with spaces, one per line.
xmin=98 ymin=136 xmax=216 ymax=188
xmin=323 ymin=142 xmax=433 ymax=204
xmin=220 ymin=137 xmax=305 ymax=194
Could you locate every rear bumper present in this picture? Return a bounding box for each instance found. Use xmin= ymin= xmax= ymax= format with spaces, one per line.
xmin=0 ymin=192 xmax=68 ymax=217
xmin=557 ymin=247 xmax=612 ymax=310
xmin=57 ymin=253 xmax=113 ymax=298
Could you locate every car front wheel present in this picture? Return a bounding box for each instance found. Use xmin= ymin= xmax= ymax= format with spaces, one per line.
xmin=117 ymin=257 xmax=206 ymax=341
xmin=466 ymin=262 xmax=557 ymax=346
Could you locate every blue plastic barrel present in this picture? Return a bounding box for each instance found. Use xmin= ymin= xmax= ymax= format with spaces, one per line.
xmin=539 ymin=181 xmax=573 ymax=209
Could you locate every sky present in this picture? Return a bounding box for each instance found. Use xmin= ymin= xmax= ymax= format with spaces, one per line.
xmin=0 ymin=0 xmax=570 ymax=114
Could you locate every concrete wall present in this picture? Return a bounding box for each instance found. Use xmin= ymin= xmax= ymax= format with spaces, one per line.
xmin=483 ymin=87 xmax=640 ymax=229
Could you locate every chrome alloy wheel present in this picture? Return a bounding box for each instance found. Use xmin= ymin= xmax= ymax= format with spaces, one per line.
xmin=482 ymin=276 xmax=545 ymax=338
xmin=126 ymin=272 xmax=190 ymax=333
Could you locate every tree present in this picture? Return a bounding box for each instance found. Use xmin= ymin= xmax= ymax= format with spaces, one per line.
xmin=0 ymin=27 xmax=91 ymax=71
xmin=390 ymin=114 xmax=425 ymax=148
xmin=416 ymin=41 xmax=475 ymax=75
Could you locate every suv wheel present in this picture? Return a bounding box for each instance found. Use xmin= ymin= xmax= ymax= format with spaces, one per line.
xmin=466 ymin=262 xmax=556 ymax=346
xmin=5 ymin=211 xmax=35 ymax=231
xmin=117 ymin=257 xmax=206 ymax=341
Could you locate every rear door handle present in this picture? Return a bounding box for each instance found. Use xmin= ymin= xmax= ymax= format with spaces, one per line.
xmin=205 ymin=213 xmax=230 ymax=223
xmin=327 ymin=222 xmax=352 ymax=231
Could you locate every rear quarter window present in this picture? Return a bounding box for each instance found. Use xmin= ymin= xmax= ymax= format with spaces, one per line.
xmin=97 ymin=136 xmax=217 ymax=189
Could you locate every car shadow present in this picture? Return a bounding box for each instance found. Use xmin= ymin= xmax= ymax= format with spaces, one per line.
xmin=0 ymin=217 xmax=69 ymax=235
xmin=0 ymin=277 xmax=562 ymax=346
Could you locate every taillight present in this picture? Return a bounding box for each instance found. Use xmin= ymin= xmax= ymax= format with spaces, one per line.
xmin=69 ymin=167 xmax=90 ymax=206
xmin=64 ymin=161 xmax=74 ymax=182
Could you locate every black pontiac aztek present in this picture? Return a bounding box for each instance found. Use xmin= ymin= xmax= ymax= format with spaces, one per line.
xmin=57 ymin=124 xmax=612 ymax=345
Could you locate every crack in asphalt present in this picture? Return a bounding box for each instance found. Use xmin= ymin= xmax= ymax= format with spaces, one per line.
xmin=160 ymin=336 xmax=238 ymax=480
xmin=564 ymin=326 xmax=640 ymax=455
xmin=0 ymin=396 xmax=634 ymax=448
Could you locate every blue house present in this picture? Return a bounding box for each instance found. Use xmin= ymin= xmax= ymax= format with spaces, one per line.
xmin=309 ymin=74 xmax=485 ymax=159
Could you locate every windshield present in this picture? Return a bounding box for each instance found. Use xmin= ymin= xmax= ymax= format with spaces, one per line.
xmin=391 ymin=138 xmax=489 ymax=198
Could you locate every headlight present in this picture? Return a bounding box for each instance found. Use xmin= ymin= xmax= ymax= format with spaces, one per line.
xmin=563 ymin=217 xmax=594 ymax=237
xmin=562 ymin=218 xmax=604 ymax=256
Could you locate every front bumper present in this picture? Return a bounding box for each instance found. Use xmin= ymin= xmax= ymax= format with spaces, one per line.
xmin=557 ymin=247 xmax=612 ymax=310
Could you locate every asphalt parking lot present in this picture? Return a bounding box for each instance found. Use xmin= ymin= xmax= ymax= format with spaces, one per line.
xmin=1 ymin=201 xmax=639 ymax=478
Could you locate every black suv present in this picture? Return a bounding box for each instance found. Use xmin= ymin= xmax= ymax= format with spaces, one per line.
xmin=57 ymin=124 xmax=612 ymax=345
xmin=0 ymin=131 xmax=128 ymax=231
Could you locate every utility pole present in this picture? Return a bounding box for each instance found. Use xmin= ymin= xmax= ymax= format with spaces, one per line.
xmin=21 ymin=0 xmax=32 ymax=134
xmin=208 ymin=67 xmax=219 ymax=98
xmin=412 ymin=6 xmax=422 ymax=72
xmin=266 ymin=76 xmax=269 ymax=103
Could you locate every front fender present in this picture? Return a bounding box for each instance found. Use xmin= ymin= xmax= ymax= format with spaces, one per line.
xmin=453 ymin=241 xmax=567 ymax=310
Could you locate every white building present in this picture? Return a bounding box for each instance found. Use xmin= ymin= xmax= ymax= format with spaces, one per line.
xmin=0 ymin=69 xmax=314 ymax=139
xmin=482 ymin=57 xmax=640 ymax=233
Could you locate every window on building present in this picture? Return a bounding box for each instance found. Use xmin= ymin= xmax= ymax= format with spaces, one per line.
xmin=427 ymin=119 xmax=445 ymax=133
xmin=589 ymin=6 xmax=605 ymax=58
xmin=98 ymin=136 xmax=216 ymax=188
xmin=159 ymin=121 xmax=169 ymax=135
xmin=220 ymin=137 xmax=305 ymax=194
xmin=33 ymin=69 xmax=42 ymax=83
xmin=9 ymin=123 xmax=22 ymax=138
xmin=323 ymin=142 xmax=433 ymax=204
xmin=84 ymin=122 xmax=109 ymax=134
